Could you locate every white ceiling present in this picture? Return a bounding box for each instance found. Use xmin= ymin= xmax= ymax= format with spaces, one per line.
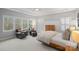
xmin=7 ymin=8 xmax=76 ymax=16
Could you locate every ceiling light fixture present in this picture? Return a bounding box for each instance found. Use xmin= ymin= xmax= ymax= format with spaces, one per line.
xmin=35 ymin=9 xmax=39 ymax=11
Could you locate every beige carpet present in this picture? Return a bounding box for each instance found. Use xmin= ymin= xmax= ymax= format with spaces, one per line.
xmin=0 ymin=36 xmax=57 ymax=51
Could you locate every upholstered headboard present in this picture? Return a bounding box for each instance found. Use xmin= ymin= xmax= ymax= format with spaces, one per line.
xmin=45 ymin=25 xmax=55 ymax=31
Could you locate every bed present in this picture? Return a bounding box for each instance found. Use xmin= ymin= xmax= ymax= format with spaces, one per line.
xmin=37 ymin=25 xmax=77 ymax=51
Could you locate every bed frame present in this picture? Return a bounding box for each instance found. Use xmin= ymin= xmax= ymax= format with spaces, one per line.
xmin=50 ymin=42 xmax=77 ymax=51
xmin=45 ymin=25 xmax=55 ymax=31
xmin=45 ymin=25 xmax=76 ymax=51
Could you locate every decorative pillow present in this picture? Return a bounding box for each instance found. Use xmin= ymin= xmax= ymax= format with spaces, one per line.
xmin=63 ymin=29 xmax=71 ymax=40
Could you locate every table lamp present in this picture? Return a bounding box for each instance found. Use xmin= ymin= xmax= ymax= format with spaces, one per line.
xmin=71 ymin=31 xmax=79 ymax=43
xmin=69 ymin=25 xmax=76 ymax=31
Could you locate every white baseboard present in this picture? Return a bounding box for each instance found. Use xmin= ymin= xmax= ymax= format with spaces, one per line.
xmin=0 ymin=35 xmax=15 ymax=41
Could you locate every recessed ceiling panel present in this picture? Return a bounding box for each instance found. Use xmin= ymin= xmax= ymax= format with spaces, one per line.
xmin=7 ymin=8 xmax=76 ymax=16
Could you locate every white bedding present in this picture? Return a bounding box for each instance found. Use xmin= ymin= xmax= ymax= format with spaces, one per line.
xmin=37 ymin=31 xmax=77 ymax=48
xmin=37 ymin=31 xmax=59 ymax=44
xmin=51 ymin=33 xmax=77 ymax=48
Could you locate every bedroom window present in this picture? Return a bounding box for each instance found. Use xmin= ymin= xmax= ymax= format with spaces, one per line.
xmin=60 ymin=17 xmax=74 ymax=31
xmin=15 ymin=17 xmax=22 ymax=29
xmin=3 ymin=16 xmax=14 ymax=32
xmin=23 ymin=19 xmax=28 ymax=29
xmin=15 ymin=17 xmax=28 ymax=30
xmin=74 ymin=13 xmax=79 ymax=30
xmin=29 ymin=20 xmax=36 ymax=30
xmin=29 ymin=20 xmax=32 ymax=30
xmin=32 ymin=20 xmax=36 ymax=29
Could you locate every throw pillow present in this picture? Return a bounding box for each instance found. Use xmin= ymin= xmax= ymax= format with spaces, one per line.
xmin=63 ymin=29 xmax=71 ymax=40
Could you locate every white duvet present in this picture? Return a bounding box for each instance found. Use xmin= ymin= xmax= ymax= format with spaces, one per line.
xmin=37 ymin=31 xmax=77 ymax=48
xmin=37 ymin=31 xmax=59 ymax=44
xmin=51 ymin=33 xmax=77 ymax=48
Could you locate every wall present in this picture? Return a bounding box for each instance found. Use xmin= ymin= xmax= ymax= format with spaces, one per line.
xmin=36 ymin=18 xmax=45 ymax=33
xmin=35 ymin=18 xmax=60 ymax=32
xmin=44 ymin=19 xmax=60 ymax=31
xmin=36 ymin=10 xmax=77 ymax=32
xmin=0 ymin=8 xmax=33 ymax=40
xmin=0 ymin=8 xmax=77 ymax=40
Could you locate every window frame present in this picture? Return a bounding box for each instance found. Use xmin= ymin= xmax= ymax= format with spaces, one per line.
xmin=22 ymin=18 xmax=28 ymax=30
xmin=3 ymin=15 xmax=15 ymax=32
xmin=60 ymin=16 xmax=73 ymax=31
xmin=15 ymin=17 xmax=23 ymax=30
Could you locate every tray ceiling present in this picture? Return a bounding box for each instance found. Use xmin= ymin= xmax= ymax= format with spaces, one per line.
xmin=7 ymin=8 xmax=76 ymax=16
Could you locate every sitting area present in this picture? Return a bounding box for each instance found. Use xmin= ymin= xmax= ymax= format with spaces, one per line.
xmin=15 ymin=28 xmax=37 ymax=39
xmin=29 ymin=28 xmax=37 ymax=37
xmin=15 ymin=28 xmax=28 ymax=39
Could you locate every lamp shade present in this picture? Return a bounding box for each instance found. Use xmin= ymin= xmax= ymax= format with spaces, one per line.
xmin=69 ymin=25 xmax=76 ymax=31
xmin=71 ymin=31 xmax=79 ymax=43
xmin=32 ymin=20 xmax=36 ymax=28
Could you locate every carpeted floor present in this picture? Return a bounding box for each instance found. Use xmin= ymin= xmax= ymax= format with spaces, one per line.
xmin=0 ymin=36 xmax=57 ymax=51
